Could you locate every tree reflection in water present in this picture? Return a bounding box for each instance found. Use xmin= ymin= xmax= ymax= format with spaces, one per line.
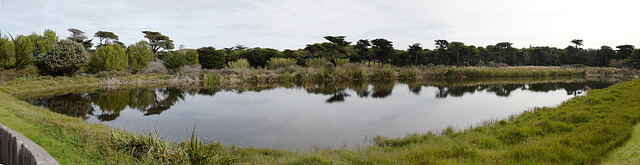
xmin=27 ymin=80 xmax=618 ymax=121
xmin=28 ymin=88 xmax=188 ymax=122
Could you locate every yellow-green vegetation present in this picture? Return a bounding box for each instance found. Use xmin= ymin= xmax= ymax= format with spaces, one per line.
xmin=203 ymin=65 xmax=603 ymax=85
xmin=602 ymin=123 xmax=640 ymax=164
xmin=0 ymin=66 xmax=639 ymax=164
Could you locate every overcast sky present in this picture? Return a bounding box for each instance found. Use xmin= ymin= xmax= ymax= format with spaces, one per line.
xmin=1 ymin=0 xmax=638 ymax=50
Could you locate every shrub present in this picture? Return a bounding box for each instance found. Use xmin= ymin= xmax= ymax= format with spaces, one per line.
xmin=43 ymin=39 xmax=89 ymax=76
xmin=88 ymin=44 xmax=128 ymax=73
xmin=178 ymin=64 xmax=202 ymax=74
xmin=160 ymin=51 xmax=188 ymax=73
xmin=227 ymin=59 xmax=250 ymax=69
xmin=141 ymin=61 xmax=168 ymax=74
xmin=306 ymin=58 xmax=332 ymax=68
xmin=609 ymin=59 xmax=624 ymax=68
xmin=11 ymin=35 xmax=34 ymax=69
xmin=126 ymin=41 xmax=154 ymax=73
xmin=197 ymin=46 xmax=226 ymax=69
xmin=476 ymin=60 xmax=486 ymax=67
xmin=0 ymin=35 xmax=15 ymax=69
xmin=267 ymin=58 xmax=296 ymax=69
xmin=185 ymin=49 xmax=199 ymax=65
xmin=334 ymin=58 xmax=349 ymax=66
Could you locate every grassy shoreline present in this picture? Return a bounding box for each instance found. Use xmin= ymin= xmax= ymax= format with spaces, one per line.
xmin=0 ymin=66 xmax=638 ymax=164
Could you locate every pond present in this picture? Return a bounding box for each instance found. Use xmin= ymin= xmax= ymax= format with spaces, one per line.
xmin=23 ymin=78 xmax=622 ymax=150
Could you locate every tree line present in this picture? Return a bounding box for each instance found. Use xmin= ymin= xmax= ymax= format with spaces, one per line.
xmin=1 ymin=28 xmax=639 ymax=77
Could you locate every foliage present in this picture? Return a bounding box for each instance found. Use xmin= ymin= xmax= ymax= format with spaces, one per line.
xmin=267 ymin=58 xmax=296 ymax=69
xmin=94 ymin=31 xmax=119 ymax=47
xmin=334 ymin=58 xmax=349 ymax=66
xmin=197 ymin=46 xmax=226 ymax=69
xmin=240 ymin=47 xmax=279 ymax=68
xmin=126 ymin=41 xmax=154 ymax=73
xmin=185 ymin=49 xmax=199 ymax=65
xmin=142 ymin=31 xmax=174 ymax=56
xmin=371 ymin=38 xmax=394 ymax=66
xmin=0 ymin=34 xmax=15 ymax=69
xmin=42 ymin=40 xmax=89 ymax=76
xmin=30 ymin=29 xmax=59 ymax=74
xmin=88 ymin=44 xmax=128 ymax=73
xmin=305 ymin=58 xmax=332 ymax=68
xmin=67 ymin=28 xmax=93 ymax=50
xmin=160 ymin=51 xmax=188 ymax=73
xmin=10 ymin=34 xmax=35 ymax=69
xmin=227 ymin=58 xmax=250 ymax=69
xmin=609 ymin=59 xmax=624 ymax=68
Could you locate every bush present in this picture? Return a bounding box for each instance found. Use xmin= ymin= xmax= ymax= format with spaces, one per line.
xmin=197 ymin=46 xmax=226 ymax=69
xmin=88 ymin=44 xmax=128 ymax=73
xmin=160 ymin=52 xmax=188 ymax=73
xmin=227 ymin=59 xmax=250 ymax=69
xmin=306 ymin=58 xmax=332 ymax=68
xmin=267 ymin=58 xmax=296 ymax=69
xmin=43 ymin=39 xmax=89 ymax=76
xmin=476 ymin=60 xmax=486 ymax=67
xmin=140 ymin=61 xmax=168 ymax=74
xmin=0 ymin=35 xmax=15 ymax=69
xmin=185 ymin=49 xmax=199 ymax=65
xmin=609 ymin=59 xmax=624 ymax=68
xmin=126 ymin=41 xmax=154 ymax=73
xmin=334 ymin=58 xmax=349 ymax=66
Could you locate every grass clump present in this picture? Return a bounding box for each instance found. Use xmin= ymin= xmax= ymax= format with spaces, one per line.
xmin=306 ymin=58 xmax=332 ymax=68
xmin=110 ymin=127 xmax=236 ymax=165
xmin=227 ymin=59 xmax=251 ymax=69
xmin=267 ymin=58 xmax=297 ymax=70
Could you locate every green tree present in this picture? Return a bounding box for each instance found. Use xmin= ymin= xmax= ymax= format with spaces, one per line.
xmin=616 ymin=45 xmax=634 ymax=60
xmin=0 ymin=34 xmax=15 ymax=69
xmin=185 ymin=49 xmax=199 ymax=65
xmin=240 ymin=47 xmax=279 ymax=68
xmin=10 ymin=34 xmax=35 ymax=69
xmin=94 ymin=31 xmax=119 ymax=47
xmin=571 ymin=39 xmax=583 ymax=50
xmin=407 ymin=43 xmax=423 ymax=65
xmin=371 ymin=38 xmax=394 ymax=67
xmin=126 ymin=41 xmax=154 ymax=73
xmin=495 ymin=42 xmax=514 ymax=64
xmin=67 ymin=28 xmax=93 ymax=50
xmin=30 ymin=30 xmax=59 ymax=74
xmin=160 ymin=51 xmax=187 ymax=72
xmin=142 ymin=31 xmax=174 ymax=56
xmin=597 ymin=46 xmax=616 ymax=66
xmin=30 ymin=29 xmax=59 ymax=61
xmin=354 ymin=39 xmax=371 ymax=63
xmin=625 ymin=49 xmax=640 ymax=68
xmin=449 ymin=42 xmax=466 ymax=66
xmin=197 ymin=46 xmax=226 ymax=69
xmin=434 ymin=39 xmax=449 ymax=64
xmin=43 ymin=40 xmax=89 ymax=76
xmin=88 ymin=44 xmax=128 ymax=73
xmin=324 ymin=36 xmax=351 ymax=60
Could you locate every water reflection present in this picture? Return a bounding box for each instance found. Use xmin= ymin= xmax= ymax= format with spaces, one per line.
xmin=27 ymin=80 xmax=617 ymax=122
xmin=24 ymin=78 xmax=624 ymax=149
xmin=30 ymin=88 xmax=189 ymax=122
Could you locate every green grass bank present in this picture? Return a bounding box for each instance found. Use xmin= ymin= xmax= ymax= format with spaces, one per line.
xmin=0 ymin=66 xmax=638 ymax=164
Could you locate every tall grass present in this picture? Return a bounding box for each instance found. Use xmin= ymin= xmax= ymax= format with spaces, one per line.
xmin=110 ymin=127 xmax=236 ymax=164
xmin=305 ymin=58 xmax=332 ymax=68
xmin=227 ymin=59 xmax=251 ymax=69
xmin=267 ymin=58 xmax=296 ymax=70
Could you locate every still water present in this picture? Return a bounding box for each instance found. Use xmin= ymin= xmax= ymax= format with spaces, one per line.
xmin=25 ymin=79 xmax=618 ymax=149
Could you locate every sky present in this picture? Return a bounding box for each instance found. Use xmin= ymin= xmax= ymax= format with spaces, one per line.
xmin=0 ymin=0 xmax=638 ymax=50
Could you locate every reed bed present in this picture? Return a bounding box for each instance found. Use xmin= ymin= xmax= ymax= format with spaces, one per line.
xmin=200 ymin=65 xmax=620 ymax=86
